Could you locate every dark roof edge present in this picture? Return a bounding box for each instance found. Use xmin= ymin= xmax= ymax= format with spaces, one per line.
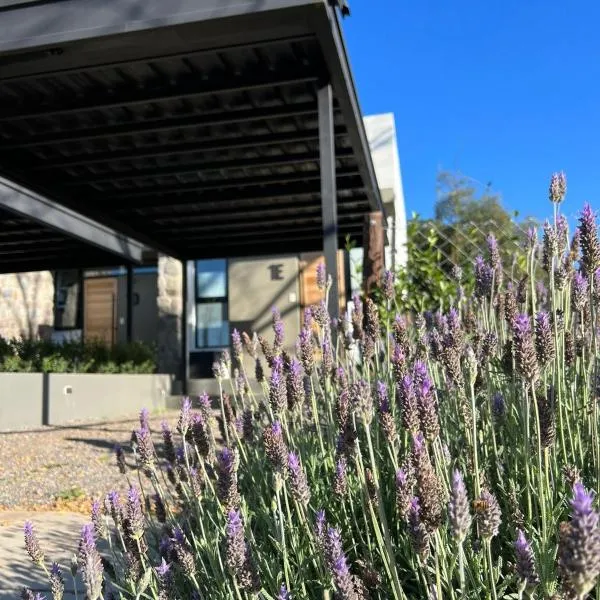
xmin=0 ymin=0 xmax=315 ymax=54
xmin=311 ymin=3 xmax=386 ymax=218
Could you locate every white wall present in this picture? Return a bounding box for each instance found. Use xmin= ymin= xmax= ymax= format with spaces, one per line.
xmin=363 ymin=113 xmax=407 ymax=270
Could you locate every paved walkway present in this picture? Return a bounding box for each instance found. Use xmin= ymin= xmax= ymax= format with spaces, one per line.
xmin=0 ymin=511 xmax=88 ymax=599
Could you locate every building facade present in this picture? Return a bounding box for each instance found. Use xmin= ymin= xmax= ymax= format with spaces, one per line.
xmin=0 ymin=114 xmax=406 ymax=380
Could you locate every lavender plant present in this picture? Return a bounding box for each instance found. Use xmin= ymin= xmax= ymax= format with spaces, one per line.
xmin=21 ymin=176 xmax=600 ymax=598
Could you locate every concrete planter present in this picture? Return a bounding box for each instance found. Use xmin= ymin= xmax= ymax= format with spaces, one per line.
xmin=0 ymin=373 xmax=174 ymax=430
xmin=0 ymin=373 xmax=44 ymax=431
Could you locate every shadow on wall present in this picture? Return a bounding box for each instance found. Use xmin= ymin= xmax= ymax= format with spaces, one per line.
xmin=0 ymin=271 xmax=53 ymax=339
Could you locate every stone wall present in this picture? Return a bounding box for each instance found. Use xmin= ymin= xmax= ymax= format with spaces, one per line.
xmin=157 ymin=255 xmax=183 ymax=376
xmin=0 ymin=271 xmax=54 ymax=339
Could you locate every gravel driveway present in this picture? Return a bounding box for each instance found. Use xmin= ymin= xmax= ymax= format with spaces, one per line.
xmin=0 ymin=410 xmax=180 ymax=510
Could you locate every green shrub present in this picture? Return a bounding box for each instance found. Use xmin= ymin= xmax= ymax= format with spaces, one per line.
xmin=0 ymin=338 xmax=156 ymax=374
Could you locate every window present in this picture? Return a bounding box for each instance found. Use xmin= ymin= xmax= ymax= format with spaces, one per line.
xmin=195 ymin=259 xmax=228 ymax=349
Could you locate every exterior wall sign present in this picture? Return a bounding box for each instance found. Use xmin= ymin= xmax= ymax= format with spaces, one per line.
xmin=268 ymin=264 xmax=284 ymax=281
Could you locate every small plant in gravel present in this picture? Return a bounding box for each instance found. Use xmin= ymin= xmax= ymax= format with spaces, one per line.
xmin=21 ymin=173 xmax=600 ymax=598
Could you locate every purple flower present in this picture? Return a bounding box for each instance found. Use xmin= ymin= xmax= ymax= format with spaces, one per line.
xmin=558 ymin=483 xmax=600 ymax=597
xmin=139 ymin=407 xmax=150 ymax=430
xmin=515 ymin=529 xmax=540 ymax=590
xmin=527 ymin=226 xmax=537 ymax=249
xmin=105 ymin=491 xmax=122 ymax=527
xmin=269 ymin=365 xmax=287 ymax=415
xmin=225 ymin=510 xmax=260 ymax=591
xmin=316 ymin=262 xmax=327 ymax=291
xmin=134 ymin=426 xmax=154 ymax=474
xmin=216 ymin=447 xmax=241 ymax=511
xmin=535 ymin=310 xmax=555 ymax=368
xmin=579 ymin=203 xmax=600 ymax=277
xmin=549 ymin=171 xmax=567 ymax=203
xmin=448 ymin=470 xmax=471 ymax=542
xmin=287 ymin=452 xmax=311 ymax=506
xmin=272 ymin=307 xmax=284 ymax=350
xmin=91 ymin=500 xmax=106 ymax=540
xmin=23 ymin=521 xmax=44 ymax=565
xmin=474 ymin=490 xmax=501 ymax=539
xmin=297 ymin=328 xmax=314 ymax=374
xmin=278 ymin=583 xmax=291 ymax=600
xmin=512 ymin=313 xmax=539 ymax=383
xmin=408 ymin=497 xmax=430 ymax=558
xmin=49 ymin=562 xmax=64 ymax=600
xmin=155 ymin=558 xmax=174 ymax=599
xmin=572 ymin=271 xmax=589 ymax=312
xmin=398 ymin=375 xmax=419 ymax=432
xmin=177 ymin=397 xmax=192 ymax=435
xmin=474 ymin=256 xmax=494 ymax=299
xmin=125 ymin=486 xmax=145 ymax=541
xmin=192 ymin=413 xmax=213 ymax=460
xmin=114 ymin=444 xmax=126 ymax=474
xmin=161 ymin=421 xmax=176 ymax=464
xmin=334 ymin=456 xmax=348 ymax=497
xmin=231 ymin=329 xmax=243 ymax=362
xmin=395 ymin=467 xmax=414 ymax=519
xmin=382 ymin=269 xmax=395 ymax=300
xmin=263 ymin=421 xmax=288 ymax=474
xmin=416 ymin=375 xmax=439 ymax=441
xmin=77 ymin=524 xmax=103 ymax=600
xmin=325 ymin=527 xmax=357 ymax=600
xmin=171 ymin=526 xmax=195 ymax=577
xmin=315 ymin=509 xmax=327 ymax=547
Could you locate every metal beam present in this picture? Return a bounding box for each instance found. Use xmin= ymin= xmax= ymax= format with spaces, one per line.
xmin=184 ymin=233 xmax=361 ymax=259
xmin=113 ymin=179 xmax=364 ymax=212
xmin=126 ymin=264 xmax=134 ymax=343
xmin=64 ymin=149 xmax=355 ymax=187
xmin=0 ymin=175 xmax=146 ymax=263
xmin=312 ymin=4 xmax=386 ymax=216
xmin=166 ymin=211 xmax=368 ymax=235
xmin=181 ymin=259 xmax=189 ymax=396
xmin=105 ymin=168 xmax=359 ymax=200
xmin=181 ymin=222 xmax=363 ymax=242
xmin=33 ymin=127 xmax=348 ymax=171
xmin=0 ymin=102 xmax=332 ymax=149
xmin=318 ymin=82 xmax=339 ymax=319
xmin=0 ymin=70 xmax=319 ymax=123
xmin=157 ymin=202 xmax=370 ymax=228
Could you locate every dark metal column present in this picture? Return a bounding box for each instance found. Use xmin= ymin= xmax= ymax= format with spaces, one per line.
xmin=126 ymin=264 xmax=134 ymax=343
xmin=318 ymin=82 xmax=340 ymax=318
xmin=181 ymin=259 xmax=189 ymax=396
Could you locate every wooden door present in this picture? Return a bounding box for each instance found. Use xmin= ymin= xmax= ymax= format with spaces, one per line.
xmin=84 ymin=278 xmax=117 ymax=345
xmin=299 ymin=251 xmax=346 ymax=312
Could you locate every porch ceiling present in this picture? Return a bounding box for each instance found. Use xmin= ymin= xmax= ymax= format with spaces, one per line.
xmin=0 ymin=0 xmax=383 ymax=262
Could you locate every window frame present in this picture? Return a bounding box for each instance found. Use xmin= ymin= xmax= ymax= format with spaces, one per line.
xmin=194 ymin=259 xmax=229 ymax=350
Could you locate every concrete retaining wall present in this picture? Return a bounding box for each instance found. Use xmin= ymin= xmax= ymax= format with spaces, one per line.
xmin=0 ymin=373 xmax=44 ymax=430
xmin=0 ymin=373 xmax=174 ymax=431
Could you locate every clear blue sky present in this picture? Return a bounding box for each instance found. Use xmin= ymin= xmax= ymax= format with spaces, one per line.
xmin=343 ymin=0 xmax=600 ymax=225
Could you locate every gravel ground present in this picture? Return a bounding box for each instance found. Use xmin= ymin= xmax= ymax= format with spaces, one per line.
xmin=0 ymin=410 xmax=181 ymax=510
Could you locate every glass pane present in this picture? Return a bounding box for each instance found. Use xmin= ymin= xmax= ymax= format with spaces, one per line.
xmin=196 ymin=302 xmax=229 ymax=348
xmin=196 ymin=259 xmax=227 ymax=299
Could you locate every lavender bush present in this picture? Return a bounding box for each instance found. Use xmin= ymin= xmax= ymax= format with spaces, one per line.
xmin=22 ymin=173 xmax=600 ymax=598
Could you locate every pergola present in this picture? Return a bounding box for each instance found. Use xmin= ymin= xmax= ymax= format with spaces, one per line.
xmin=0 ymin=0 xmax=385 ymax=383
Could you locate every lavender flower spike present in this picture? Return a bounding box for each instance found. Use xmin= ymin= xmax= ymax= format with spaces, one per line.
xmin=24 ymin=521 xmax=44 ymax=565
xmin=287 ymin=452 xmax=311 ymax=506
xmin=558 ymin=483 xmax=600 ymax=597
xmin=316 ymin=262 xmax=327 ymax=291
xmin=448 ymin=470 xmax=471 ymax=542
xmin=325 ymin=527 xmax=359 ymax=600
xmin=278 ymin=583 xmax=291 ymax=600
xmin=514 ymin=529 xmax=540 ymax=591
xmin=77 ymin=524 xmax=103 ymax=600
xmin=49 ymin=562 xmax=65 ymax=600
xmin=549 ymin=171 xmax=567 ymax=203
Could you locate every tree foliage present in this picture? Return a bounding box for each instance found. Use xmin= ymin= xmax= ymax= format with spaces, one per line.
xmin=394 ymin=170 xmax=535 ymax=312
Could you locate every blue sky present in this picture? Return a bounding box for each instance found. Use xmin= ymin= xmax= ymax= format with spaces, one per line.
xmin=343 ymin=0 xmax=600 ymax=225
